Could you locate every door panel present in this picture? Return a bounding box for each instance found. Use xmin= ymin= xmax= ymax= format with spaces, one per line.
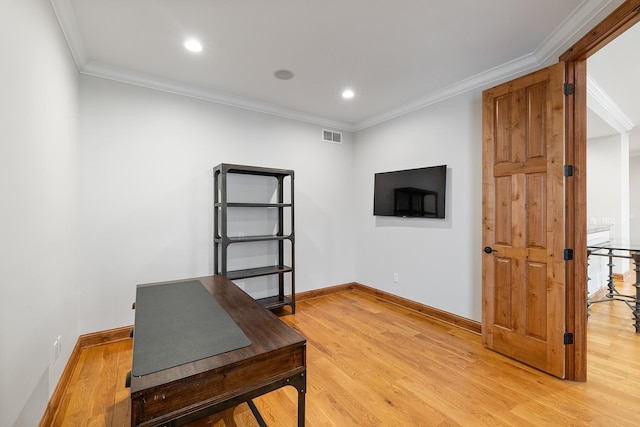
xmin=482 ymin=62 xmax=566 ymax=378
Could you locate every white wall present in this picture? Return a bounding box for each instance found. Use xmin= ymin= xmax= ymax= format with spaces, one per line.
xmin=587 ymin=133 xmax=630 ymax=243
xmin=77 ymin=75 xmax=356 ymax=333
xmin=352 ymin=91 xmax=483 ymax=320
xmin=630 ymin=127 xmax=640 ymax=241
xmin=631 ymin=152 xmax=640 ymax=241
xmin=0 ymin=0 xmax=79 ymax=426
xmin=587 ymin=133 xmax=631 ymax=275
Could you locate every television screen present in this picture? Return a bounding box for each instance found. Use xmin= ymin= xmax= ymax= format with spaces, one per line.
xmin=373 ymin=165 xmax=447 ymax=218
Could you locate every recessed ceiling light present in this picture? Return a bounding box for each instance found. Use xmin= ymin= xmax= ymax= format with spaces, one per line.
xmin=184 ymin=39 xmax=203 ymax=53
xmin=342 ymin=89 xmax=355 ymax=99
xmin=274 ymin=70 xmax=294 ymax=80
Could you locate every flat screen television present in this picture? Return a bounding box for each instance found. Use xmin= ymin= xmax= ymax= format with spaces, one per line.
xmin=373 ymin=165 xmax=447 ymax=218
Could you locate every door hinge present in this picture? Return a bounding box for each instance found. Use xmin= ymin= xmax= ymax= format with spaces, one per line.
xmin=564 ymin=165 xmax=574 ymax=177
xmin=563 ymin=82 xmax=574 ymax=96
xmin=564 ymin=332 xmax=574 ymax=345
xmin=564 ymin=248 xmax=574 ymax=261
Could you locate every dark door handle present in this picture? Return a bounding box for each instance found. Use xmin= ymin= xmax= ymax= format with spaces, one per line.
xmin=484 ymin=246 xmax=497 ymax=254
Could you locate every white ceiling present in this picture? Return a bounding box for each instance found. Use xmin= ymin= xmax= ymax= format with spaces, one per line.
xmin=51 ymin=0 xmax=628 ymax=132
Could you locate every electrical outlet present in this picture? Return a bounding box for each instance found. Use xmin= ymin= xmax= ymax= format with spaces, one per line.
xmin=393 ymin=273 xmax=399 ymax=284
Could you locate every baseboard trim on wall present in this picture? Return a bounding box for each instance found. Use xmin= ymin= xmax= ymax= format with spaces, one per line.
xmin=353 ymin=283 xmax=482 ymax=334
xmin=39 ymin=326 xmax=133 ymax=427
xmin=78 ymin=325 xmax=132 ymax=348
xmin=613 ymin=270 xmax=632 ymax=282
xmin=295 ymin=282 xmax=357 ymax=301
xmin=297 ymin=282 xmax=481 ymax=335
xmin=589 ymin=285 xmax=609 ymax=302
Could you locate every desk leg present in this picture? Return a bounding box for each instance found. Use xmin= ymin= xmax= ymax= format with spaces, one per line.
xmin=287 ymin=371 xmax=306 ymax=427
xmin=633 ymin=251 xmax=640 ymax=333
xmin=298 ymin=387 xmax=305 ymax=427
xmin=247 ymin=400 xmax=268 ymax=427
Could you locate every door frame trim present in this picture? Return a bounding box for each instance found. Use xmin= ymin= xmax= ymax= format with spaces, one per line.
xmin=560 ymin=0 xmax=640 ymax=382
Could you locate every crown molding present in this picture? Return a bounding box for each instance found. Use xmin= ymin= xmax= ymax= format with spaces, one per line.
xmin=587 ymin=74 xmax=635 ymax=133
xmin=82 ymin=61 xmax=353 ymax=132
xmin=51 ymin=0 xmax=618 ymax=133
xmin=50 ymin=0 xmax=87 ymax=70
xmin=533 ymin=0 xmax=619 ymax=65
xmin=351 ymin=52 xmax=540 ymax=131
xmin=351 ymin=0 xmax=620 ymax=131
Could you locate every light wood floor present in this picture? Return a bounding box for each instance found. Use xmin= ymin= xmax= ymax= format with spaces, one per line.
xmin=51 ymin=283 xmax=640 ymax=426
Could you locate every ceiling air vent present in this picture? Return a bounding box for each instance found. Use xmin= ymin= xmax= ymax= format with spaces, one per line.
xmin=322 ymin=129 xmax=342 ymax=144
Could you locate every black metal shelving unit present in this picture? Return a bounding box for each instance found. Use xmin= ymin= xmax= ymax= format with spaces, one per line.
xmin=213 ymin=163 xmax=295 ymax=313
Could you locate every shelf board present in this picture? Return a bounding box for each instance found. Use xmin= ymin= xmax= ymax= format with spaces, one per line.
xmin=226 ymin=265 xmax=293 ymax=280
xmin=256 ymin=295 xmax=294 ymax=310
xmin=216 ymin=235 xmax=293 ymax=243
xmin=215 ymin=163 xmax=294 ymax=178
xmin=215 ymin=202 xmax=292 ymax=208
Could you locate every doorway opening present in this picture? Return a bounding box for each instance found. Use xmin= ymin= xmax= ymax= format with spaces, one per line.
xmin=560 ymin=0 xmax=640 ymax=381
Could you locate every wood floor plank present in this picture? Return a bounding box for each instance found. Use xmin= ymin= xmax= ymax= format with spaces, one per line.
xmin=49 ymin=282 xmax=640 ymax=426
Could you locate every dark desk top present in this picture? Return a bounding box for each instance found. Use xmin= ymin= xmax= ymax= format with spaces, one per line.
xmin=132 ymin=280 xmax=252 ymax=376
xmin=129 ymin=275 xmax=306 ymax=394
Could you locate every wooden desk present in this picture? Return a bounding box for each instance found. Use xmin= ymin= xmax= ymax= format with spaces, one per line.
xmin=130 ymin=275 xmax=306 ymax=426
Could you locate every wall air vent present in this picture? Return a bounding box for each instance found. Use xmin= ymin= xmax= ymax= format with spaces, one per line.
xmin=322 ymin=129 xmax=342 ymax=144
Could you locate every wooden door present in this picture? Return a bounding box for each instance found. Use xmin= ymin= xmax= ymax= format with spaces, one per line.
xmin=482 ymin=62 xmax=567 ymax=378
